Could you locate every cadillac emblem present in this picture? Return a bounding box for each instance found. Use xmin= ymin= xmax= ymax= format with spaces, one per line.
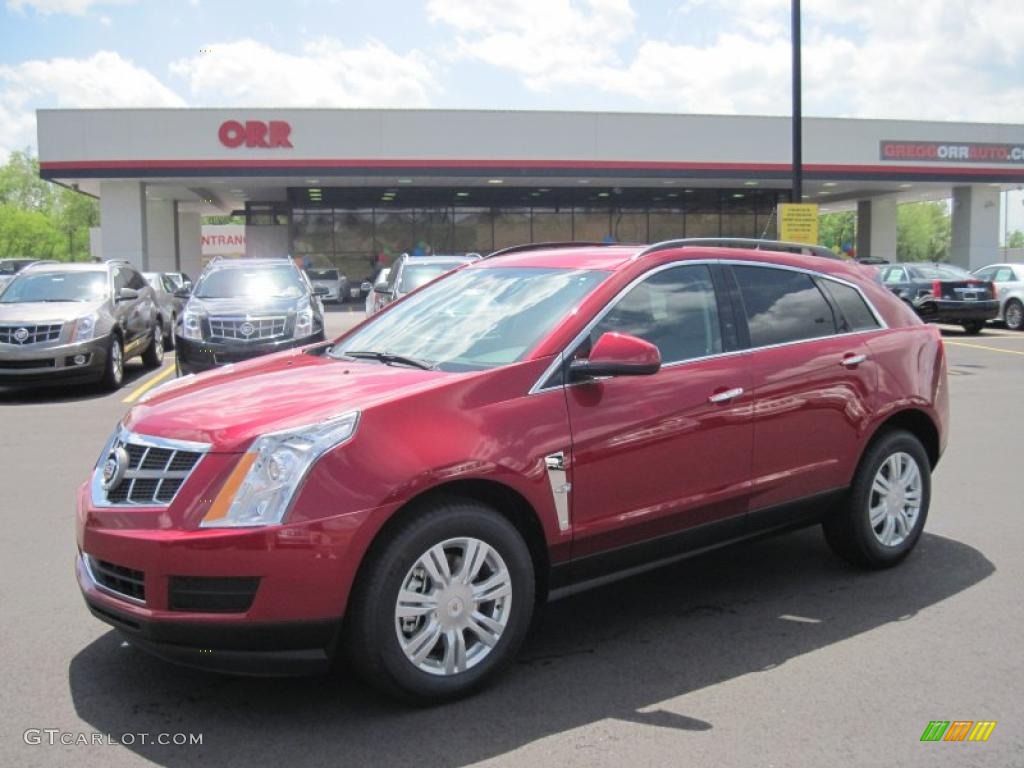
xmin=239 ymin=322 xmax=256 ymax=338
xmin=101 ymin=446 xmax=130 ymax=491
xmin=13 ymin=327 xmax=29 ymax=343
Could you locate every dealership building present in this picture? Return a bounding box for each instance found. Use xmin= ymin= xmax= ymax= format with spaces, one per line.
xmin=36 ymin=108 xmax=1024 ymax=280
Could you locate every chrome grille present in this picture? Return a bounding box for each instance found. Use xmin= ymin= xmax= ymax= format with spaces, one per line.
xmin=208 ymin=316 xmax=287 ymax=342
xmin=0 ymin=323 xmax=63 ymax=345
xmin=94 ymin=429 xmax=208 ymax=507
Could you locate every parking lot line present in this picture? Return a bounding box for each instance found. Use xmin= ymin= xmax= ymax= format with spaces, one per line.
xmin=122 ymin=361 xmax=176 ymax=403
xmin=945 ymin=340 xmax=1024 ymax=356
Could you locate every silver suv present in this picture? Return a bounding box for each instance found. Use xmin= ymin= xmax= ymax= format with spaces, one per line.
xmin=0 ymin=261 xmax=164 ymax=390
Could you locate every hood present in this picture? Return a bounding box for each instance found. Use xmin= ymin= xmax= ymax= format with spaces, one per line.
xmin=125 ymin=347 xmax=455 ymax=451
xmin=0 ymin=300 xmax=103 ymax=324
xmin=188 ymin=295 xmax=304 ymax=316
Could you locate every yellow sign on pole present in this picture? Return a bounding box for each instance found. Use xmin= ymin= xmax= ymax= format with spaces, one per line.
xmin=778 ymin=203 xmax=820 ymax=245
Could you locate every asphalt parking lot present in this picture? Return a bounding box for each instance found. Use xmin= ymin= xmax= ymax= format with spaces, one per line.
xmin=1 ymin=318 xmax=1021 ymax=768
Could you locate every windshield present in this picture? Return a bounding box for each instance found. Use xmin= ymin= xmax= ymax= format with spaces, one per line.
xmin=306 ymin=268 xmax=339 ymax=281
xmin=913 ymin=264 xmax=971 ymax=280
xmin=398 ymin=261 xmax=466 ymax=293
xmin=0 ymin=271 xmax=108 ymax=303
xmin=194 ymin=265 xmax=305 ymax=299
xmin=332 ymin=266 xmax=607 ymax=372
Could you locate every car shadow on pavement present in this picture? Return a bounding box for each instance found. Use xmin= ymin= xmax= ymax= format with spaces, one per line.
xmin=68 ymin=529 xmax=993 ymax=768
xmin=0 ymin=362 xmax=156 ymax=405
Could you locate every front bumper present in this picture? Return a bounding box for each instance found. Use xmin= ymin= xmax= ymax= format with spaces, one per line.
xmin=915 ymin=299 xmax=1000 ymax=324
xmin=0 ymin=336 xmax=109 ymax=383
xmin=174 ymin=332 xmax=325 ymax=374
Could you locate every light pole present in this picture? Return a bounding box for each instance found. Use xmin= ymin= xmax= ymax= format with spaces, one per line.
xmin=791 ymin=0 xmax=803 ymax=203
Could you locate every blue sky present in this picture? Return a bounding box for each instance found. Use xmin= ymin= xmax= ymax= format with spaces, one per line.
xmin=1 ymin=0 xmax=1023 ymax=234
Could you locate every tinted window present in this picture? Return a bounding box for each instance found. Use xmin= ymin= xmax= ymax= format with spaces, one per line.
xmin=912 ymin=264 xmax=970 ymax=280
xmin=0 ymin=271 xmax=108 ymax=303
xmin=733 ymin=266 xmax=836 ymax=347
xmin=588 ymin=265 xmax=722 ymax=364
xmin=993 ymin=267 xmax=1015 ymax=282
xmin=306 ymin=268 xmax=339 ymax=281
xmin=398 ymin=261 xmax=466 ymax=293
xmin=125 ymin=269 xmax=147 ymax=291
xmin=820 ymin=279 xmax=881 ymax=333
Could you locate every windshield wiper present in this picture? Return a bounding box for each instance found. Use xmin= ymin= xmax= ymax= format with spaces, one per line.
xmin=341 ymin=349 xmax=435 ymax=370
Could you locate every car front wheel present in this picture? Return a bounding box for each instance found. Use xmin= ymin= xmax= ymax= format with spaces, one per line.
xmin=346 ymin=497 xmax=535 ymax=704
xmin=142 ymin=323 xmax=164 ymax=368
xmin=823 ymin=429 xmax=931 ymax=569
xmin=101 ymin=336 xmax=124 ymax=391
xmin=1004 ymin=299 xmax=1023 ymax=331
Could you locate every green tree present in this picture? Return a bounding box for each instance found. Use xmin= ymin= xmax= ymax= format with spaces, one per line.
xmin=819 ymin=211 xmax=856 ymax=255
xmin=897 ymin=201 xmax=951 ymax=262
xmin=1008 ymin=230 xmax=1024 ymax=249
xmin=0 ymin=148 xmax=99 ymax=261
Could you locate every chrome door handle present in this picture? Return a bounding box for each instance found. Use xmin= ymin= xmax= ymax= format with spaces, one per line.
xmin=841 ymin=354 xmax=867 ymax=368
xmin=709 ymin=387 xmax=744 ymax=403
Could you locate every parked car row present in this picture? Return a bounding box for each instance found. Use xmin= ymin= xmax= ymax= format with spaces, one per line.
xmin=365 ymin=253 xmax=481 ymax=316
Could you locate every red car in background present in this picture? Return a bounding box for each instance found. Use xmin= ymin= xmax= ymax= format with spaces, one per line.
xmin=76 ymin=240 xmax=948 ymax=703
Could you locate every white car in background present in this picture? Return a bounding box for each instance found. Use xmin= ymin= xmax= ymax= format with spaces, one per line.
xmin=972 ymin=263 xmax=1024 ymax=331
xmin=304 ymin=267 xmax=349 ymax=303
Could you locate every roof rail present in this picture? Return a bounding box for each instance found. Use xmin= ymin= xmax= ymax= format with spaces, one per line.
xmin=485 ymin=241 xmax=629 ymax=260
xmin=634 ymin=237 xmax=840 ymax=260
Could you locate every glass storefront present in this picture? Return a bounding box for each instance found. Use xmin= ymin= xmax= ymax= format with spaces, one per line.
xmin=270 ymin=187 xmax=784 ymax=281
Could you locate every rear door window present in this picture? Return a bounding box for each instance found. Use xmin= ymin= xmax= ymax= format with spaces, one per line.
xmin=732 ymin=266 xmax=837 ymax=347
xmin=819 ymin=279 xmax=881 ymax=333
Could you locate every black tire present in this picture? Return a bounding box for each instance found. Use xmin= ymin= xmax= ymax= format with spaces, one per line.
xmin=141 ymin=322 xmax=164 ymax=369
xmin=100 ymin=335 xmax=125 ymax=391
xmin=961 ymin=320 xmax=984 ymax=335
xmin=823 ymin=429 xmax=931 ymax=569
xmin=346 ymin=497 xmax=535 ymax=704
xmin=1004 ymin=299 xmax=1023 ymax=332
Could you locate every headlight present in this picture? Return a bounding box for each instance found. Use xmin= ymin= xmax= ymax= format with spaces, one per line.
xmin=72 ymin=313 xmax=98 ymax=342
xmin=200 ymin=411 xmax=359 ymax=528
xmin=182 ymin=308 xmax=204 ymax=340
xmin=295 ymin=305 xmax=314 ymax=338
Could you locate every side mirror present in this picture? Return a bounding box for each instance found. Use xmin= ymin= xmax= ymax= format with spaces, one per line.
xmin=569 ymin=332 xmax=661 ymax=379
xmin=173 ymin=287 xmax=192 ymax=299
xmin=360 ymin=281 xmax=372 ymax=293
xmin=373 ymin=280 xmax=390 ymax=294
xmin=116 ymin=287 xmax=140 ymax=302
xmin=313 ymin=285 xmax=330 ymax=297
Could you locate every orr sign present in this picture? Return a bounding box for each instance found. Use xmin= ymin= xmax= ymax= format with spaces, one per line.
xmin=218 ymin=120 xmax=293 ymax=149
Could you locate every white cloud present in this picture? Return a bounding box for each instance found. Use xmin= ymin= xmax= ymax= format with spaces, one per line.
xmin=0 ymin=51 xmax=185 ymax=157
xmin=169 ymin=39 xmax=438 ymax=107
xmin=427 ymin=0 xmax=635 ymax=90
xmin=6 ymin=0 xmax=131 ymax=15
xmin=430 ymin=0 xmax=1024 ymax=122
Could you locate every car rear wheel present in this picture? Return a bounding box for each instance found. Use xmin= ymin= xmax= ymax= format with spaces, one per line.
xmin=1004 ymin=299 xmax=1023 ymax=331
xmin=100 ymin=336 xmax=124 ymax=391
xmin=961 ymin=320 xmax=985 ymax=335
xmin=142 ymin=323 xmax=164 ymax=368
xmin=823 ymin=429 xmax=930 ymax=569
xmin=346 ymin=497 xmax=534 ymax=704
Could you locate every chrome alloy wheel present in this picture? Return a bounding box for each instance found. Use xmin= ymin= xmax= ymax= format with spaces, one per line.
xmin=395 ymin=537 xmax=512 ymax=676
xmin=869 ymin=452 xmax=923 ymax=547
xmin=110 ymin=340 xmax=124 ymax=384
xmin=1005 ymin=300 xmax=1023 ymax=331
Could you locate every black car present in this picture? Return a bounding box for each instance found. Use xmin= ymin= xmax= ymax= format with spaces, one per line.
xmin=879 ymin=262 xmax=999 ymax=334
xmin=174 ymin=258 xmax=327 ymax=375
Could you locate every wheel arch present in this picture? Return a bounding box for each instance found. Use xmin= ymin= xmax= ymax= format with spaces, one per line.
xmin=865 ymin=408 xmax=941 ymax=470
xmin=352 ymin=478 xmax=551 ymax=606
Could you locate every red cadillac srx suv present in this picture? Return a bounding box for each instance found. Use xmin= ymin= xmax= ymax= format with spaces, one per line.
xmin=77 ymin=241 xmax=948 ymax=703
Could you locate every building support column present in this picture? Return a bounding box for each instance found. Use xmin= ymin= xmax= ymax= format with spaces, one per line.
xmin=856 ymin=197 xmax=897 ymax=262
xmin=177 ymin=212 xmax=202 ymax=279
xmin=100 ymin=181 xmax=147 ymax=269
xmin=145 ymin=199 xmax=176 ymax=272
xmin=951 ymin=186 xmax=1000 ymax=270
